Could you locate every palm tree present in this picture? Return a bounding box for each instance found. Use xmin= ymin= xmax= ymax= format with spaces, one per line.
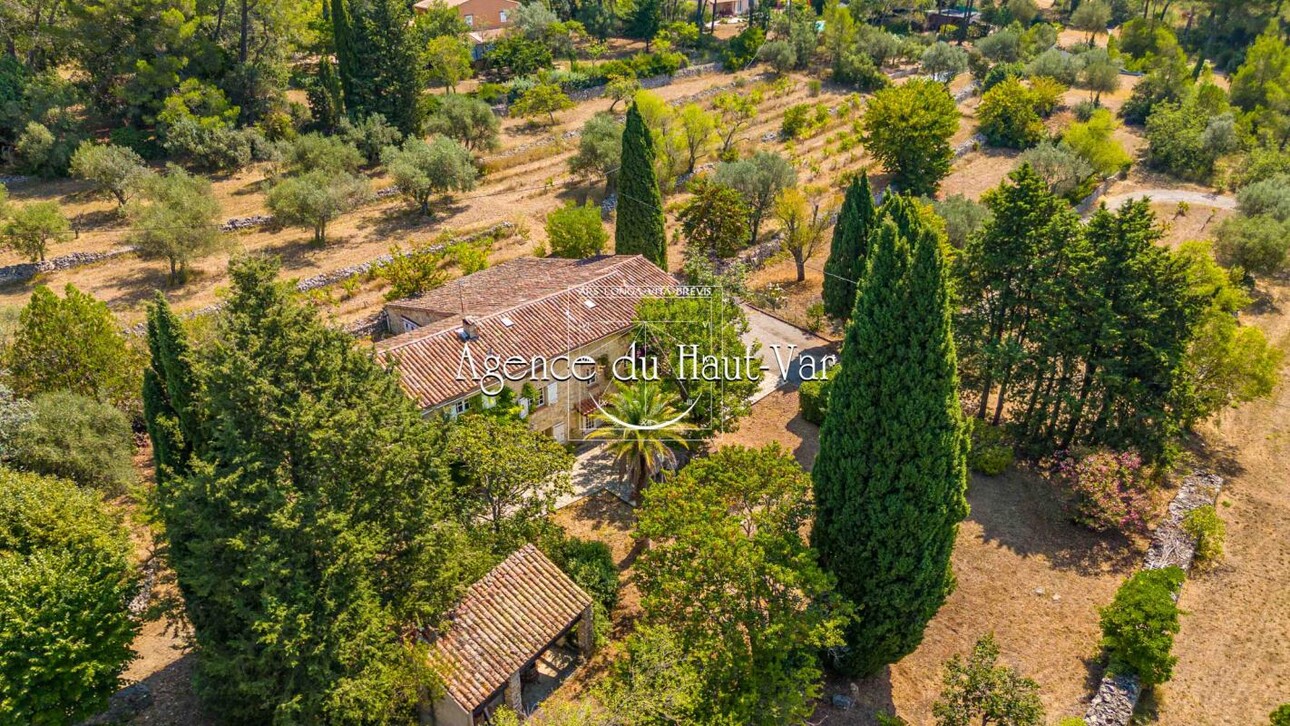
xmin=587 ymin=381 xmax=692 ymax=504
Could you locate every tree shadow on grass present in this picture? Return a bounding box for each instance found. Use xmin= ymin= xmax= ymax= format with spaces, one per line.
xmin=129 ymin=653 xmax=219 ymax=726
xmin=970 ymin=469 xmax=1142 ymax=577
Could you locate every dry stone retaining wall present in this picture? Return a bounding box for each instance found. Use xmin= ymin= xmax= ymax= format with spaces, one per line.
xmin=0 ymin=247 xmax=138 ymax=286
xmin=125 ymin=222 xmax=514 ymax=334
xmin=1083 ymin=472 xmax=1224 ymax=726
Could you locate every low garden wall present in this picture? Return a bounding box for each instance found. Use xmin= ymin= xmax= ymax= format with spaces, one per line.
xmin=1077 ymin=177 xmax=1118 ymax=215
xmin=1083 ymin=472 xmax=1224 ymax=726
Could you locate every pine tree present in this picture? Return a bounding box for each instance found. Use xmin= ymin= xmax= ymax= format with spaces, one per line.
xmin=142 ymin=292 xmax=201 ymax=487
xmin=821 ymin=172 xmax=876 ymax=322
xmin=616 ymin=102 xmax=667 ymax=268
xmin=627 ymin=0 xmax=662 ymax=50
xmin=812 ymin=195 xmax=969 ymax=676
xmin=954 ymin=164 xmax=1086 ymax=426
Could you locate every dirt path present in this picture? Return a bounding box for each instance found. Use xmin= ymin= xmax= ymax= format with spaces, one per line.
xmin=1100 ymin=189 xmax=1238 ymax=211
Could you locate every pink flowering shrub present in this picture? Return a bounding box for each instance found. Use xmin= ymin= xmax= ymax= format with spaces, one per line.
xmin=1054 ymin=450 xmax=1151 ymax=535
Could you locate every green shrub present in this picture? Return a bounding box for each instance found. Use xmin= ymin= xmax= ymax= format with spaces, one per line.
xmin=1182 ymin=504 xmax=1225 ymax=568
xmin=1099 ymin=566 xmax=1185 ymax=687
xmin=15 ymin=121 xmax=79 ymax=177
xmin=1057 ymin=718 xmax=1087 ymax=726
xmin=780 ymin=103 xmax=829 ymax=139
xmin=1271 ymin=703 xmax=1290 ymax=726
xmin=799 ymin=368 xmax=837 ymax=425
xmin=978 ymin=77 xmax=1046 ymax=149
xmin=545 ymin=201 xmax=607 ymax=258
xmin=981 ymin=61 xmax=1026 ymax=92
xmin=10 ymin=391 xmax=137 ymax=493
xmin=834 ymin=50 xmax=890 ymax=91
xmin=967 ymin=419 xmax=1014 ymax=476
xmin=723 ymin=26 xmax=765 ymax=71
xmin=806 ymin=302 xmax=825 ymax=332
xmin=0 ymin=468 xmax=139 ymax=725
xmin=540 ymin=531 xmax=619 ymax=611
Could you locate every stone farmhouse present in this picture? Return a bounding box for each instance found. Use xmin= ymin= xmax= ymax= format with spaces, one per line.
xmin=376 ymin=255 xmax=679 ymax=442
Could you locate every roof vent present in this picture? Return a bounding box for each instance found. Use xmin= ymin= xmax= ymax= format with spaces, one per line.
xmin=582 ymin=299 xmax=597 ymax=309
xmin=500 ymin=316 xmax=514 ymax=327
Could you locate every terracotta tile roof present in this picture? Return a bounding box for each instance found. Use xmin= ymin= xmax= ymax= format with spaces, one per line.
xmin=431 ymin=544 xmax=594 ymax=712
xmin=377 ymin=255 xmax=678 ymax=408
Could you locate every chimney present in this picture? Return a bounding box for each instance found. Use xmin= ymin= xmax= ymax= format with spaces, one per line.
xmin=459 ymin=317 xmax=480 ymax=341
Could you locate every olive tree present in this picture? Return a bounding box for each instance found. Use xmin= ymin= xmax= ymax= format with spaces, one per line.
xmin=267 ymin=169 xmax=371 ymax=245
xmin=425 ymin=94 xmax=500 ymax=152
xmin=714 ymin=151 xmax=797 ymax=246
xmin=2 ymin=202 xmax=71 ymax=262
xmin=69 ymin=141 xmax=154 ymax=209
xmin=128 ymin=167 xmax=224 ymax=283
xmin=382 ymin=135 xmax=477 ymax=216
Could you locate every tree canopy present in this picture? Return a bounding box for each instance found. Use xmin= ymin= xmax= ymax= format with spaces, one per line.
xmin=151 ymin=256 xmax=490 ymax=722
xmin=861 ymin=78 xmax=960 ymax=195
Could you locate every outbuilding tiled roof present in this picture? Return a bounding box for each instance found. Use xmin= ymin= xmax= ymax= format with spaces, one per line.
xmin=377 ymin=255 xmax=678 ymax=408
xmin=431 ymin=544 xmax=594 ymax=712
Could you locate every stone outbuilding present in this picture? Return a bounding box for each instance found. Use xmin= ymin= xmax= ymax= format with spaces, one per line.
xmin=424 ymin=544 xmax=595 ymax=725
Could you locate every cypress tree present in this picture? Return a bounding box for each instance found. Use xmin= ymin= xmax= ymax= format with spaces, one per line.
xmin=812 ymin=195 xmax=969 ymax=676
xmin=142 ymin=292 xmax=202 ymax=486
xmin=330 ymin=0 xmax=356 ymax=107
xmin=821 ymin=171 xmax=876 ymax=322
xmin=333 ymin=0 xmax=424 ymax=134
xmin=615 ymin=102 xmax=667 ymax=268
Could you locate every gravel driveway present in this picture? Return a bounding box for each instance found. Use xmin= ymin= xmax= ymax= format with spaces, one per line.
xmin=1098 ymin=188 xmax=1238 ymax=211
xmin=740 ymin=304 xmax=837 ymax=403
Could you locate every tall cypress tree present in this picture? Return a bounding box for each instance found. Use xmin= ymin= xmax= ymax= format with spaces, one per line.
xmin=821 ymin=172 xmax=876 ymax=322
xmin=333 ymin=0 xmax=424 ymax=134
xmin=812 ymin=195 xmax=969 ymax=676
xmin=615 ymin=102 xmax=667 ymax=268
xmin=330 ymin=0 xmax=356 ymax=107
xmin=142 ymin=292 xmax=202 ymax=487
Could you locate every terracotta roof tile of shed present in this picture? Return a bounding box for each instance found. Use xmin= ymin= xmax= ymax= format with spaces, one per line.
xmin=431 ymin=543 xmax=594 ymax=712
xmin=377 ymin=255 xmax=678 ymax=408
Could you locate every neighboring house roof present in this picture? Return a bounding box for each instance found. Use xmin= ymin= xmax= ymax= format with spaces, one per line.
xmin=413 ymin=0 xmax=519 ymax=11
xmin=430 ymin=544 xmax=594 ymax=712
xmin=377 ymin=255 xmax=678 ymax=408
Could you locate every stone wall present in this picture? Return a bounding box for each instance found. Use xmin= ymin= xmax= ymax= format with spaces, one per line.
xmin=1082 ymin=472 xmax=1224 ymax=726
xmin=0 ymin=247 xmax=138 ymax=286
xmin=565 ymin=62 xmax=724 ymax=103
